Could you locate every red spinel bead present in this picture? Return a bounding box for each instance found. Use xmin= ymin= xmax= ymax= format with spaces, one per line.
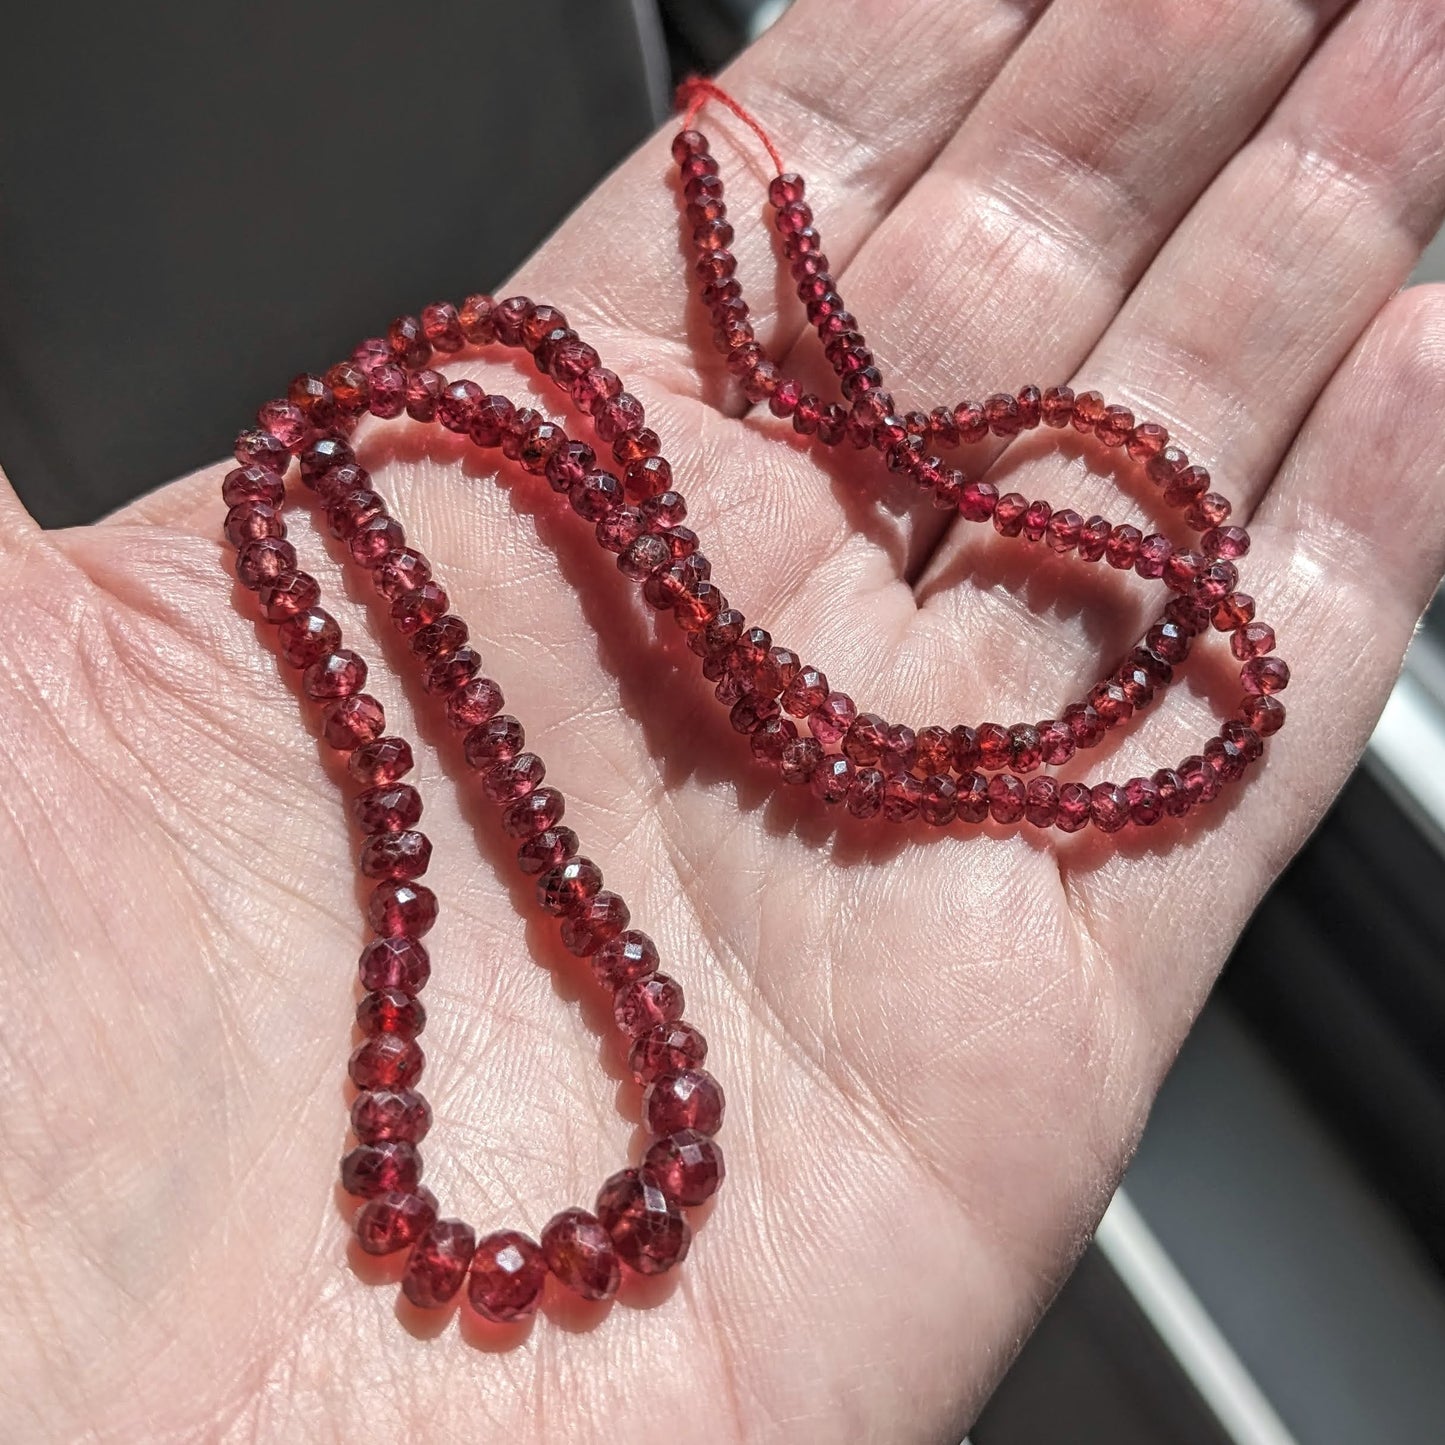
xmin=982 ymin=773 xmax=1022 ymax=824
xmin=1125 ymin=776 xmax=1164 ymax=826
xmin=224 ymin=501 xmax=284 ymax=547
xmin=350 ymin=736 xmax=415 ymax=786
xmin=446 ymin=676 xmax=504 ymax=731
xmin=592 ymin=930 xmax=659 ymax=988
xmin=644 ymin=1130 xmax=726 ymax=1207
xmin=615 ymin=974 xmax=684 ymax=1035
xmin=422 ymin=647 xmax=479 ymax=697
xmin=222 ymin=465 xmax=284 ymax=507
xmin=595 ymin=1169 xmax=691 ymax=1276
xmin=560 ymin=891 xmax=630 ymax=955
xmin=258 ymin=570 xmax=319 ymax=620
xmin=469 ymin=1230 xmax=547 ymax=1321
xmin=351 ymin=1088 xmax=432 ymax=1144
xmin=359 ymin=830 xmax=432 ymax=881
xmin=303 ymin=649 xmax=367 ymax=701
xmin=643 ymin=1068 xmax=725 ymax=1136
xmin=541 ymin=1210 xmax=620 ymax=1300
xmin=1240 ymin=695 xmax=1286 ymax=735
xmin=464 ymin=715 xmax=524 ymax=767
xmin=1241 ymin=656 xmax=1289 ymax=695
xmin=1232 ymin=622 xmax=1276 ymax=660
xmin=412 ymin=615 xmax=469 ymax=661
xmin=403 ymin=1219 xmax=476 ymax=1308
xmin=358 ymin=936 xmax=430 ymax=994
xmin=537 ymin=856 xmax=602 ymax=916
xmin=421 ymin=301 xmax=464 ymax=352
xmin=516 ymin=826 xmax=579 ymax=876
xmin=354 ymin=1188 xmax=435 ymax=1254
xmin=1056 ymin=782 xmax=1092 ymax=833
xmin=349 ymin=1033 xmax=425 ymax=1090
xmin=368 ymin=880 xmax=438 ymax=938
xmin=340 ymin=1140 xmax=421 ymax=1199
xmin=1090 ymin=782 xmax=1129 ymax=833
xmin=629 ymin=1021 xmax=707 ymax=1084
xmin=1025 ymin=776 xmax=1059 ymax=828
xmin=322 ymin=694 xmax=385 ymax=751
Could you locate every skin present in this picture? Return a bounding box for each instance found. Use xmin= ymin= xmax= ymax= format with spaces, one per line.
xmin=3 ymin=0 xmax=1445 ymax=1440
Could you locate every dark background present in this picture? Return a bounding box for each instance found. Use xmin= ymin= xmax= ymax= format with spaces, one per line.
xmin=4 ymin=3 xmax=1443 ymax=1440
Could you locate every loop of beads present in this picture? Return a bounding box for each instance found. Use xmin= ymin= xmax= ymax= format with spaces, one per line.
xmin=219 ymin=93 xmax=1287 ymax=1323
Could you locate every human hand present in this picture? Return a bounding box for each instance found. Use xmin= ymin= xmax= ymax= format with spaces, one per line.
xmin=4 ymin=1 xmax=1444 ymax=1441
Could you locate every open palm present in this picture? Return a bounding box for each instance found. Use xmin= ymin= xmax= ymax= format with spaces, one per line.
xmin=5 ymin=1 xmax=1445 ymax=1441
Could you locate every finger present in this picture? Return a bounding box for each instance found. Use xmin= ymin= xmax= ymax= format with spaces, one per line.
xmin=511 ymin=0 xmax=1050 ymax=390
xmin=1065 ymin=285 xmax=1445 ymax=1014
xmin=761 ymin=0 xmax=1351 ymax=591
xmin=0 ymin=460 xmax=40 ymax=556
xmin=917 ymin=0 xmax=1445 ymax=617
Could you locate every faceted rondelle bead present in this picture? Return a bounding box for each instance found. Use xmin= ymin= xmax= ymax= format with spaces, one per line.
xmin=303 ymin=649 xmax=367 ymax=701
xmin=348 ymin=1033 xmax=424 ymax=1090
xmin=321 ymin=694 xmax=386 ymax=751
xmin=351 ymin=1087 xmax=432 ymax=1144
xmin=357 ymin=987 xmax=426 ymax=1038
xmin=643 ymin=1068 xmax=725 ymax=1136
xmin=541 ymin=1209 xmax=622 ymax=1300
xmin=468 ymin=1230 xmax=548 ymax=1322
xmin=403 ymin=1219 xmax=477 ymax=1308
xmin=628 ymin=1021 xmax=708 ymax=1084
xmin=592 ymin=929 xmax=659 ymax=988
xmin=340 ymin=1140 xmax=421 ymax=1199
xmin=368 ymin=880 xmax=438 ymax=938
xmin=1241 ymin=656 xmax=1290 ymax=695
xmin=354 ymin=791 xmax=421 ymax=838
xmin=559 ymin=891 xmax=630 ymax=955
xmin=359 ymin=829 xmax=432 ymax=880
xmin=614 ymin=974 xmax=685 ymax=1035
xmin=595 ymin=1169 xmax=692 ymax=1276
xmin=358 ymin=936 xmax=430 ymax=993
xmin=643 ymin=1129 xmax=726 ymax=1207
xmin=353 ymin=1189 xmax=436 ymax=1255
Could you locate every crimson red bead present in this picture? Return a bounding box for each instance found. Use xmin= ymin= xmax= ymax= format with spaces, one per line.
xmin=360 ymin=830 xmax=432 ymax=881
xmin=358 ymin=982 xmax=424 ymax=1040
xmin=403 ymin=1219 xmax=476 ymax=1308
xmin=444 ymin=676 xmax=503 ymax=731
xmin=349 ymin=1033 xmax=425 ymax=1091
xmin=644 ymin=1130 xmax=725 ymax=1207
xmin=1241 ymin=656 xmax=1290 ymax=695
xmin=350 ymin=736 xmax=414 ymax=786
xmin=303 ymin=649 xmax=367 ymax=701
xmin=516 ymin=826 xmax=579 ymax=876
xmin=368 ymin=880 xmax=438 ymax=938
xmin=351 ymin=1088 xmax=432 ymax=1144
xmin=469 ymin=1230 xmax=547 ymax=1321
xmin=340 ymin=1141 xmax=421 ymax=1199
xmin=560 ymin=891 xmax=630 ymax=955
xmin=615 ymin=973 xmax=684 ymax=1035
xmin=354 ymin=1189 xmax=436 ymax=1254
xmin=541 ymin=1210 xmax=620 ymax=1300
xmin=595 ymin=1169 xmax=691 ymax=1275
xmin=482 ymin=753 xmax=546 ymax=802
xmin=1056 ymin=782 xmax=1092 ymax=833
xmin=537 ymin=856 xmax=602 ymax=916
xmin=358 ymin=936 xmax=430 ymax=993
xmin=321 ymin=694 xmax=386 ymax=751
xmin=592 ymin=930 xmax=659 ymax=988
xmin=464 ymin=715 xmax=524 ymax=767
xmin=629 ymin=1021 xmax=707 ymax=1084
xmin=643 ymin=1068 xmax=724 ymax=1136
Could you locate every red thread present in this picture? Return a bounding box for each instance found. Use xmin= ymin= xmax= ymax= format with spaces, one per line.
xmin=676 ymin=76 xmax=785 ymax=177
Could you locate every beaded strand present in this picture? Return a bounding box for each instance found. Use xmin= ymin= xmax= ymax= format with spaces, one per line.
xmin=219 ymin=87 xmax=1287 ymax=1325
